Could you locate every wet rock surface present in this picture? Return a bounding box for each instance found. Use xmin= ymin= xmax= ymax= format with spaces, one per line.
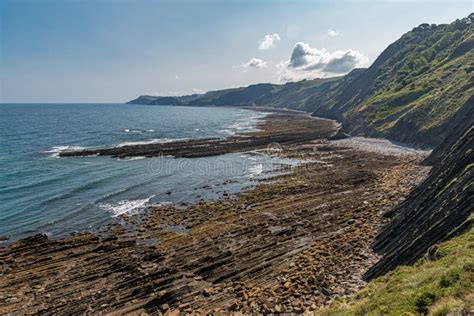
xmin=0 ymin=113 xmax=430 ymax=314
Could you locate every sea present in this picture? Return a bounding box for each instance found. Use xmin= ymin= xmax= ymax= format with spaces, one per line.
xmin=0 ymin=103 xmax=294 ymax=241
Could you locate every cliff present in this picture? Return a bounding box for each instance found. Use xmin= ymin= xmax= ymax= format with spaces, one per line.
xmin=364 ymin=116 xmax=473 ymax=280
xmin=319 ymin=99 xmax=473 ymax=314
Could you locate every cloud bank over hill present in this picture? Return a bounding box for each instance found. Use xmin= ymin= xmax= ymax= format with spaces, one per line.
xmin=278 ymin=42 xmax=370 ymax=81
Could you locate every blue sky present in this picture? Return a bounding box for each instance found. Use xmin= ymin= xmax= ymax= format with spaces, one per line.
xmin=0 ymin=0 xmax=472 ymax=103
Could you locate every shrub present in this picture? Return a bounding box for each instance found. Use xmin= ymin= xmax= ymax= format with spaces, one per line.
xmin=439 ymin=269 xmax=461 ymax=288
xmin=415 ymin=292 xmax=436 ymax=314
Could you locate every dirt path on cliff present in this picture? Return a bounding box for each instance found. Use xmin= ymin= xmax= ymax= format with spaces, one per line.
xmin=0 ymin=112 xmax=430 ymax=315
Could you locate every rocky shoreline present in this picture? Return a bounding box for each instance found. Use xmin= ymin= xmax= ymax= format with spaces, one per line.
xmin=59 ymin=110 xmax=336 ymax=159
xmin=0 ymin=112 xmax=430 ymax=314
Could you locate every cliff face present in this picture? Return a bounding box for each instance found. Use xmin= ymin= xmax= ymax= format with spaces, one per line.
xmin=257 ymin=69 xmax=363 ymax=115
xmin=364 ymin=119 xmax=473 ymax=280
xmin=424 ymin=96 xmax=474 ymax=165
xmin=188 ymin=84 xmax=275 ymax=107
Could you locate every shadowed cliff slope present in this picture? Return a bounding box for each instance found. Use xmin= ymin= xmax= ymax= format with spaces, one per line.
xmin=364 ymin=119 xmax=473 ymax=280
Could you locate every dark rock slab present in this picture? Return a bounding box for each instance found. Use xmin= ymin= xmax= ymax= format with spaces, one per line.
xmin=365 ymin=122 xmax=474 ymax=280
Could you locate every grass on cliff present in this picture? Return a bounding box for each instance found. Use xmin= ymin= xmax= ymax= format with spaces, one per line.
xmin=319 ymin=226 xmax=474 ymax=315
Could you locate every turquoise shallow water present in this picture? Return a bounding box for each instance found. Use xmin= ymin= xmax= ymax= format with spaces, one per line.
xmin=0 ymin=104 xmax=286 ymax=241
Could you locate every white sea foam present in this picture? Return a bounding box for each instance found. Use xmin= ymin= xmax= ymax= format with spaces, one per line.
xmin=248 ymin=163 xmax=264 ymax=177
xmin=44 ymin=146 xmax=87 ymax=158
xmin=223 ymin=120 xmax=255 ymax=131
xmin=115 ymin=138 xmax=188 ymax=147
xmin=157 ymin=201 xmax=173 ymax=207
xmin=217 ymin=112 xmax=268 ymax=136
xmin=100 ymin=195 xmax=156 ymax=217
xmin=117 ymin=156 xmax=147 ymax=161
xmin=219 ymin=129 xmax=236 ymax=135
xmin=124 ymin=129 xmax=142 ymax=133
xmin=240 ymin=154 xmax=258 ymax=161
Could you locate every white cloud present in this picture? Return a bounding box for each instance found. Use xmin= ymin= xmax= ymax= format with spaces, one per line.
xmin=328 ymin=29 xmax=339 ymax=37
xmin=144 ymin=92 xmax=161 ymax=96
xmin=144 ymin=91 xmax=179 ymax=96
xmin=191 ymin=88 xmax=204 ymax=94
xmin=242 ymin=57 xmax=268 ymax=69
xmin=258 ymin=33 xmax=281 ymax=50
xmin=278 ymin=42 xmax=369 ymax=81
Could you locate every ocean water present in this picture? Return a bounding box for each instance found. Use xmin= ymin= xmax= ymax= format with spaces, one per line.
xmin=0 ymin=104 xmax=288 ymax=241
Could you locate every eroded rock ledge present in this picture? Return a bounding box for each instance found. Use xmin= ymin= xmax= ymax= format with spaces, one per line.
xmin=59 ymin=112 xmax=336 ymax=159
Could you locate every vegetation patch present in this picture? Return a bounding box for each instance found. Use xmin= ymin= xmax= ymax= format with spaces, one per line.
xmin=319 ymin=227 xmax=474 ymax=315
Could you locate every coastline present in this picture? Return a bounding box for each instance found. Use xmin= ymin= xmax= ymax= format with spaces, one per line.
xmin=58 ymin=109 xmax=336 ymax=159
xmin=0 ymin=111 xmax=430 ymax=314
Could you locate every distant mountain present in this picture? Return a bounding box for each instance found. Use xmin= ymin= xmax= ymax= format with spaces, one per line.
xmin=139 ymin=78 xmax=356 ymax=109
xmin=186 ymin=76 xmax=371 ymax=110
xmin=126 ymin=94 xmax=202 ymax=105
xmin=127 ymin=75 xmax=360 ymax=110
xmin=128 ymin=14 xmax=473 ymax=148
xmin=127 ymin=95 xmax=161 ymax=105
xmin=187 ymin=84 xmax=275 ymax=106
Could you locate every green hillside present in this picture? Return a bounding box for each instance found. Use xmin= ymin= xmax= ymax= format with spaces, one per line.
xmin=319 ymin=226 xmax=473 ymax=315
